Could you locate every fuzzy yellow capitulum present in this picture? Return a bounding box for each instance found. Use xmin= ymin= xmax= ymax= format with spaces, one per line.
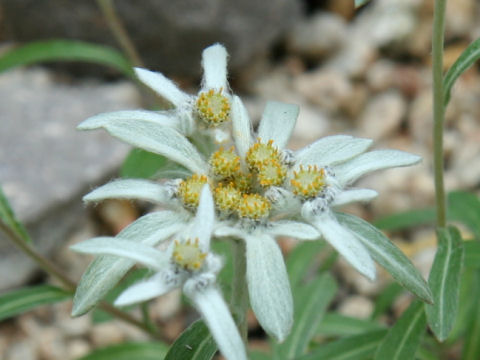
xmin=236 ymin=193 xmax=271 ymax=220
xmin=209 ymin=147 xmax=241 ymax=179
xmin=214 ymin=182 xmax=242 ymax=213
xmin=245 ymin=139 xmax=281 ymax=169
xmin=178 ymin=174 xmax=209 ymax=208
xmin=195 ymin=88 xmax=230 ymax=127
xmin=256 ymin=159 xmax=287 ymax=187
xmin=172 ymin=238 xmax=207 ymax=271
xmin=290 ymin=165 xmax=326 ymax=198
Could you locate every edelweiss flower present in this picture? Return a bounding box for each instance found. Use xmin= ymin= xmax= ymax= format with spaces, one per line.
xmin=231 ymin=96 xmax=421 ymax=281
xmin=72 ymin=187 xmax=247 ymax=360
xmin=80 ymin=43 xmax=231 ymax=137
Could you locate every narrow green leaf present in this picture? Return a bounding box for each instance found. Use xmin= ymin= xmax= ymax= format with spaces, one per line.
xmin=425 ymin=226 xmax=464 ymax=341
xmin=249 ymin=351 xmax=271 ymax=360
xmin=444 ymin=38 xmax=480 ymax=106
xmin=299 ymin=329 xmax=387 ymax=360
xmin=374 ymin=208 xmax=435 ymax=231
xmin=371 ymin=282 xmax=404 ymax=319
xmin=417 ymin=346 xmax=440 ymax=360
xmin=374 ymin=301 xmax=426 ymax=360
xmin=0 ymin=185 xmax=32 ymax=243
xmin=336 ymin=213 xmax=433 ymax=304
xmin=318 ymin=313 xmax=384 ymax=337
xmin=276 ymin=274 xmax=337 ymax=359
xmin=0 ymin=40 xmax=134 ymax=77
xmin=464 ymin=241 xmax=480 ymax=268
xmin=448 ymin=191 xmax=480 ymax=239
xmin=77 ymin=342 xmax=168 ymax=360
xmin=462 ymin=271 xmax=480 ymax=360
xmin=164 ymin=320 xmax=216 ymax=360
xmin=0 ymin=285 xmax=71 ymax=321
xmin=121 ymin=149 xmax=167 ymax=179
xmin=286 ymin=241 xmax=325 ymax=287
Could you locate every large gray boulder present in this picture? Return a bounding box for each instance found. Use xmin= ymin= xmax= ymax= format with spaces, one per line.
xmin=1 ymin=0 xmax=302 ymax=77
xmin=0 ymin=68 xmax=137 ymax=290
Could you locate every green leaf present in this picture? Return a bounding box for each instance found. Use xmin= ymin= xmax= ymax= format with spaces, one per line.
xmin=318 ymin=313 xmax=384 ymax=337
xmin=374 ymin=301 xmax=426 ymax=360
xmin=77 ymin=342 xmax=168 ymax=360
xmin=355 ymin=0 xmax=371 ymax=8
xmin=444 ymin=37 xmax=480 ymax=106
xmin=249 ymin=351 xmax=271 ymax=360
xmin=286 ymin=241 xmax=325 ymax=287
xmin=374 ymin=208 xmax=435 ymax=231
xmin=121 ymin=149 xmax=168 ymax=179
xmin=425 ymin=226 xmax=464 ymax=341
xmin=275 ymin=274 xmax=337 ymax=359
xmin=0 ymin=285 xmax=71 ymax=321
xmin=299 ymin=329 xmax=387 ymax=360
xmin=448 ymin=191 xmax=480 ymax=239
xmin=0 ymin=185 xmax=32 ymax=243
xmin=0 ymin=40 xmax=134 ymax=78
xmin=164 ymin=320 xmax=217 ymax=360
xmin=448 ymin=267 xmax=477 ymax=343
xmin=464 ymin=241 xmax=480 ymax=268
xmin=336 ymin=213 xmax=433 ymax=304
xmin=371 ymin=282 xmax=404 ymax=319
xmin=462 ymin=271 xmax=480 ymax=360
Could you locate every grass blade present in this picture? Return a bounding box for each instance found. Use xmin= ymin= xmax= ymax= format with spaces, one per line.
xmin=425 ymin=226 xmax=464 ymax=341
xmin=0 ymin=40 xmax=134 ymax=77
xmin=0 ymin=285 xmax=71 ymax=321
xmin=275 ymin=274 xmax=337 ymax=359
xmin=77 ymin=342 xmax=168 ymax=360
xmin=448 ymin=191 xmax=480 ymax=239
xmin=318 ymin=313 xmax=384 ymax=337
xmin=164 ymin=320 xmax=216 ymax=360
xmin=299 ymin=329 xmax=387 ymax=360
xmin=374 ymin=301 xmax=426 ymax=360
xmin=374 ymin=208 xmax=435 ymax=231
xmin=444 ymin=38 xmax=480 ymax=106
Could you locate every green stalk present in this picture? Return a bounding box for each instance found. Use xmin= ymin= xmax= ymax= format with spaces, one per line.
xmin=96 ymin=0 xmax=144 ymax=68
xmin=432 ymin=0 xmax=448 ymax=228
xmin=230 ymin=239 xmax=249 ymax=344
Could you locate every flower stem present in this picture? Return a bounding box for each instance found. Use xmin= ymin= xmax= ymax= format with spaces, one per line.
xmin=0 ymin=219 xmax=161 ymax=339
xmin=432 ymin=0 xmax=448 ymax=228
xmin=231 ymin=239 xmax=248 ymax=344
xmin=96 ymin=0 xmax=144 ymax=68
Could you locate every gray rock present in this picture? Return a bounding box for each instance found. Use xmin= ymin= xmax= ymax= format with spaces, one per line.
xmin=0 ymin=68 xmax=137 ymax=290
xmin=2 ymin=0 xmax=302 ymax=77
xmin=287 ymin=12 xmax=347 ymax=59
xmin=358 ymin=90 xmax=407 ymax=140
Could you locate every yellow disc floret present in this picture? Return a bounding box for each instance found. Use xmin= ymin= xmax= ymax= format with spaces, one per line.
xmin=245 ymin=139 xmax=281 ymax=169
xmin=172 ymin=238 xmax=207 ymax=271
xmin=214 ymin=182 xmax=242 ymax=213
xmin=257 ymin=160 xmax=287 ymax=187
xmin=196 ymin=88 xmax=230 ymax=127
xmin=177 ymin=174 xmax=209 ymax=209
xmin=290 ymin=165 xmax=326 ymax=198
xmin=237 ymin=193 xmax=271 ymax=220
xmin=209 ymin=147 xmax=241 ymax=179
xmin=233 ymin=171 xmax=253 ymax=193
